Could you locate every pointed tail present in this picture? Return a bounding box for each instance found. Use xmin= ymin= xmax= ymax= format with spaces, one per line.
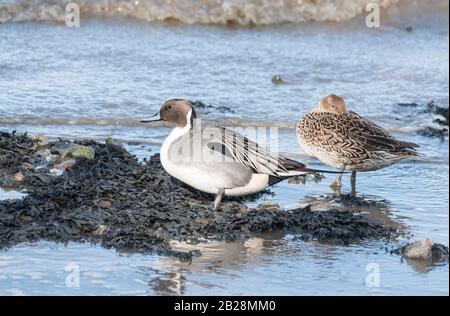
xmin=278 ymin=157 xmax=347 ymax=177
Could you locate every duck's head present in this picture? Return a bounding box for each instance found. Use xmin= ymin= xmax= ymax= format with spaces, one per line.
xmin=141 ymin=99 xmax=197 ymax=127
xmin=315 ymin=94 xmax=347 ymax=115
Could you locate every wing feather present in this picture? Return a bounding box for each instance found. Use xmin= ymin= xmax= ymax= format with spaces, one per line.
xmin=299 ymin=112 xmax=419 ymax=159
xmin=204 ymin=125 xmax=306 ymax=176
xmin=345 ymin=111 xmax=419 ymax=152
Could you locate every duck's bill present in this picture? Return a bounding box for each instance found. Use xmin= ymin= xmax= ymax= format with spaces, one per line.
xmin=140 ymin=112 xmax=161 ymax=123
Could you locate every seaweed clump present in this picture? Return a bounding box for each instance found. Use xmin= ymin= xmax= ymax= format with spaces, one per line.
xmin=418 ymin=101 xmax=449 ymax=138
xmin=0 ymin=131 xmax=398 ymax=258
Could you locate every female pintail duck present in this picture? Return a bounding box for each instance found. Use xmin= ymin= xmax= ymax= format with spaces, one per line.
xmin=296 ymin=94 xmax=421 ymax=196
xmin=142 ymin=99 xmax=337 ymax=210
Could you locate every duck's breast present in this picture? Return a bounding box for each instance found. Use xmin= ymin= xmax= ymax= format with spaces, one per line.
xmin=160 ymin=127 xmax=256 ymax=194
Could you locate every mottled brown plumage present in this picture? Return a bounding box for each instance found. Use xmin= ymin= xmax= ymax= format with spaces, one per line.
xmin=297 ymin=94 xmax=420 ymax=195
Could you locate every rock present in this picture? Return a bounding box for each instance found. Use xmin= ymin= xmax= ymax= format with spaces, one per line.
xmin=50 ymin=143 xmax=74 ymax=157
xmin=392 ymin=240 xmax=449 ymax=263
xmin=13 ymin=172 xmax=25 ymax=182
xmin=93 ymin=225 xmax=109 ymax=236
xmin=194 ymin=217 xmax=212 ymax=224
xmin=405 ymin=26 xmax=413 ymax=32
xmin=257 ymin=200 xmax=279 ymax=210
xmin=21 ymin=162 xmax=33 ymax=170
xmin=18 ymin=215 xmax=32 ymax=222
xmin=271 ymin=75 xmax=284 ymax=84
xmin=105 ymin=137 xmax=125 ymax=149
xmin=51 ymin=142 xmax=95 ymax=160
xmin=96 ymin=199 xmax=112 ymax=209
xmin=33 ymin=134 xmax=49 ymax=147
xmin=403 ymin=239 xmax=433 ymax=260
xmin=49 ymin=168 xmax=64 ymax=176
xmin=71 ymin=144 xmax=95 ymax=160
xmin=36 ymin=149 xmax=51 ymax=157
xmin=54 ymin=159 xmax=76 ymax=170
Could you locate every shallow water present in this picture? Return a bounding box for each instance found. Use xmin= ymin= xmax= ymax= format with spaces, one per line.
xmin=0 ymin=0 xmax=449 ymax=295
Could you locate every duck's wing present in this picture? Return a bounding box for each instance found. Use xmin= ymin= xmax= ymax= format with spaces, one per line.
xmin=203 ymin=125 xmax=309 ymax=176
xmin=344 ymin=111 xmax=420 ymax=153
xmin=298 ymin=112 xmax=420 ymax=159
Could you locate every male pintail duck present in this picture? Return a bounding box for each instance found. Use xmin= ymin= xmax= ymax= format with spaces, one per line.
xmin=142 ymin=99 xmax=338 ymax=210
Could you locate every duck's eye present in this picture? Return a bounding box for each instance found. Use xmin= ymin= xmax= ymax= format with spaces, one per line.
xmin=331 ymin=104 xmax=336 ymax=108
xmin=167 ymin=105 xmax=172 ymax=110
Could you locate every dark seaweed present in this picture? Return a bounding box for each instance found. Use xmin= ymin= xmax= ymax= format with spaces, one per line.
xmin=417 ymin=101 xmax=449 ymax=138
xmin=190 ymin=100 xmax=235 ymax=114
xmin=1 ymin=132 xmax=399 ymax=258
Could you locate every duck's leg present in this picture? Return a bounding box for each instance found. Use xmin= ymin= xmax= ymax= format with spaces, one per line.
xmin=213 ymin=188 xmax=225 ymax=211
xmin=330 ymin=165 xmax=345 ymax=193
xmin=350 ymin=171 xmax=357 ymax=197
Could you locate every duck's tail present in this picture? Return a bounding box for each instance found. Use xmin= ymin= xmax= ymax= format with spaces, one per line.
xmin=277 ymin=157 xmax=347 ymax=177
xmin=398 ymin=141 xmax=423 ymax=157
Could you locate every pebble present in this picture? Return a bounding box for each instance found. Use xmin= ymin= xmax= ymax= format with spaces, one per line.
xmin=13 ymin=172 xmax=25 ymax=182
xmin=271 ymin=75 xmax=284 ymax=84
xmin=54 ymin=159 xmax=76 ymax=170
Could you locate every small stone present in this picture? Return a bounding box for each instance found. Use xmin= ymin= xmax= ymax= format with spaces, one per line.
xmin=51 ymin=143 xmax=95 ymax=160
xmin=33 ymin=134 xmax=49 ymax=147
xmin=36 ymin=149 xmax=51 ymax=157
xmin=93 ymin=225 xmax=109 ymax=236
xmin=55 ymin=159 xmax=76 ymax=169
xmin=262 ymin=200 xmax=279 ymax=207
xmin=49 ymin=168 xmax=64 ymax=176
xmin=21 ymin=162 xmax=33 ymax=170
xmin=258 ymin=200 xmax=280 ymax=210
xmin=71 ymin=144 xmax=95 ymax=160
xmin=96 ymin=199 xmax=112 ymax=208
xmin=237 ymin=205 xmax=248 ymax=213
xmin=13 ymin=172 xmax=25 ymax=182
xmin=194 ymin=217 xmax=211 ymax=224
xmin=271 ymin=75 xmax=284 ymax=84
xmin=18 ymin=215 xmax=32 ymax=222
xmin=105 ymin=137 xmax=125 ymax=149
xmin=403 ymin=239 xmax=433 ymax=260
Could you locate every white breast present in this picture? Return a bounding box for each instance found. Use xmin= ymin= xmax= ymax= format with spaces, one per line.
xmin=225 ymin=173 xmax=269 ymax=196
xmin=160 ymin=115 xmax=270 ymax=196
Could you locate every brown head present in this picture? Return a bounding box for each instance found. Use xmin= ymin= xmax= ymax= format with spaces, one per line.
xmin=315 ymin=94 xmax=347 ymax=115
xmin=141 ymin=99 xmax=197 ymax=127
